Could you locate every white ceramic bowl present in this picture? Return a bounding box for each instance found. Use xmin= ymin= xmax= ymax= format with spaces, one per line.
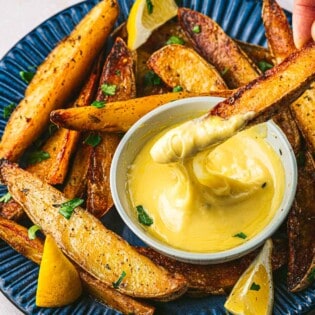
xmin=110 ymin=96 xmax=297 ymax=264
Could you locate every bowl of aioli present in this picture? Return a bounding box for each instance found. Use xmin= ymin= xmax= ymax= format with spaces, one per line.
xmin=110 ymin=96 xmax=297 ymax=264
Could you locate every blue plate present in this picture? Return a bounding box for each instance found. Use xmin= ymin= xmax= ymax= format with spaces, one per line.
xmin=0 ymin=0 xmax=314 ymax=314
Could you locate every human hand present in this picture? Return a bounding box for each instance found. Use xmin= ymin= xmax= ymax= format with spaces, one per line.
xmin=293 ymin=0 xmax=315 ymax=48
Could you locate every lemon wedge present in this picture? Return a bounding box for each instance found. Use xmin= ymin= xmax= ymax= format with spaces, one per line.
xmin=36 ymin=235 xmax=82 ymax=307
xmin=127 ymin=0 xmax=178 ymax=50
xmin=224 ymin=239 xmax=274 ymax=315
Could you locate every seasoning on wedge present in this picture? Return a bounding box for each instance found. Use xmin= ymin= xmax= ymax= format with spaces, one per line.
xmin=224 ymin=239 xmax=274 ymax=315
xmin=36 ymin=235 xmax=82 ymax=307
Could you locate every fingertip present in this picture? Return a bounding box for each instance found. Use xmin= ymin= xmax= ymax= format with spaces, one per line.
xmin=312 ymin=21 xmax=315 ymax=42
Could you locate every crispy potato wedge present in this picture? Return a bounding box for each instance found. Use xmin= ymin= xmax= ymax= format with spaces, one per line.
xmin=235 ymin=40 xmax=275 ymax=66
xmin=50 ymin=90 xmax=233 ymax=133
xmin=137 ymin=238 xmax=287 ymax=296
xmin=0 ymin=160 xmax=187 ymax=299
xmin=287 ymin=150 xmax=315 ymax=291
xmin=210 ymin=41 xmax=315 ymax=120
xmin=262 ymin=0 xmax=295 ymax=64
xmin=63 ymin=140 xmax=92 ymax=199
xmin=0 ymin=199 xmax=24 ymax=221
xmin=147 ymin=44 xmax=227 ymax=92
xmin=86 ymin=37 xmax=136 ymax=218
xmin=178 ymin=8 xmax=260 ymax=88
xmin=0 ymin=217 xmax=155 ymax=315
xmin=0 ymin=0 xmax=119 ymax=161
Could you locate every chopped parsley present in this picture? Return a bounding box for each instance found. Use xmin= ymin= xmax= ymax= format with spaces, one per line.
xmin=146 ymin=0 xmax=154 ymax=14
xmin=58 ymin=198 xmax=84 ymax=219
xmin=3 ymin=103 xmax=16 ymax=119
xmin=113 ymin=271 xmax=127 ymax=288
xmin=136 ymin=205 xmax=153 ymax=226
xmin=0 ymin=192 xmax=11 ymax=203
xmin=173 ymin=85 xmax=183 ymax=92
xmin=250 ymin=282 xmax=261 ymax=291
xmin=233 ymin=232 xmax=247 ymax=239
xmin=144 ymin=71 xmax=161 ymax=86
xmin=83 ymin=133 xmax=102 ymax=147
xmin=115 ymin=70 xmax=121 ymax=76
xmin=258 ymin=61 xmax=273 ymax=73
xmin=166 ymin=36 xmax=185 ymax=45
xmin=20 ymin=70 xmax=35 ymax=84
xmin=91 ymin=100 xmax=106 ymax=108
xmin=221 ymin=67 xmax=229 ymax=76
xmin=48 ymin=123 xmax=58 ymax=136
xmin=101 ymin=83 xmax=117 ymax=96
xmin=26 ymin=150 xmax=50 ymax=165
xmin=28 ymin=225 xmax=41 ymax=240
xmin=308 ymin=268 xmax=315 ymax=282
xmin=192 ymin=25 xmax=201 ymax=33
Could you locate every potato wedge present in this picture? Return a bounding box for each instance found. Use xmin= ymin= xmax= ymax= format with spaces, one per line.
xmin=86 ymin=37 xmax=136 ymax=218
xmin=147 ymin=44 xmax=227 ymax=92
xmin=0 ymin=0 xmax=119 ymax=161
xmin=50 ymin=90 xmax=233 ymax=133
xmin=0 ymin=160 xmax=187 ymax=299
xmin=287 ymin=150 xmax=315 ymax=292
xmin=0 ymin=199 xmax=24 ymax=221
xmin=262 ymin=0 xmax=295 ymax=64
xmin=178 ymin=8 xmax=260 ymax=88
xmin=0 ymin=217 xmax=155 ymax=315
xmin=210 ymin=41 xmax=315 ymax=120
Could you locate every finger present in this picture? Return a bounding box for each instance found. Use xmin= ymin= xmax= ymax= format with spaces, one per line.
xmin=293 ymin=0 xmax=315 ymax=49
xmin=312 ymin=20 xmax=315 ymax=41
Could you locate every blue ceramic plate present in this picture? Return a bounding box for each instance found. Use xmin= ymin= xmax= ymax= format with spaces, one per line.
xmin=0 ymin=0 xmax=314 ymax=314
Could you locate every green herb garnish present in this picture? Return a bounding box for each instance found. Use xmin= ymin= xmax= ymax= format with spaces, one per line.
xmin=83 ymin=134 xmax=102 ymax=147
xmin=113 ymin=271 xmax=127 ymax=289
xmin=58 ymin=198 xmax=84 ymax=219
xmin=136 ymin=205 xmax=153 ymax=226
xmin=28 ymin=225 xmax=41 ymax=240
xmin=221 ymin=67 xmax=229 ymax=75
xmin=20 ymin=70 xmax=35 ymax=84
xmin=250 ymin=282 xmax=261 ymax=291
xmin=27 ymin=150 xmax=50 ymax=165
xmin=3 ymin=103 xmax=16 ymax=119
xmin=192 ymin=25 xmax=201 ymax=33
xmin=166 ymin=36 xmax=185 ymax=45
xmin=308 ymin=267 xmax=315 ymax=282
xmin=258 ymin=61 xmax=273 ymax=73
xmin=115 ymin=70 xmax=121 ymax=76
xmin=233 ymin=232 xmax=247 ymax=239
xmin=173 ymin=85 xmax=183 ymax=92
xmin=101 ymin=83 xmax=117 ymax=96
xmin=146 ymin=0 xmax=154 ymax=14
xmin=0 ymin=192 xmax=11 ymax=203
xmin=91 ymin=100 xmax=106 ymax=108
xmin=49 ymin=123 xmax=58 ymax=136
xmin=144 ymin=71 xmax=161 ymax=86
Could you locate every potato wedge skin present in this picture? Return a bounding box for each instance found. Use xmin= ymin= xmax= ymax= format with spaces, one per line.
xmin=0 ymin=217 xmax=155 ymax=315
xmin=0 ymin=199 xmax=24 ymax=221
xmin=147 ymin=44 xmax=227 ymax=92
xmin=262 ymin=0 xmax=295 ymax=64
xmin=178 ymin=8 xmax=260 ymax=88
xmin=210 ymin=41 xmax=315 ymax=120
xmin=0 ymin=160 xmax=187 ymax=299
xmin=50 ymin=90 xmax=233 ymax=133
xmin=0 ymin=0 xmax=119 ymax=161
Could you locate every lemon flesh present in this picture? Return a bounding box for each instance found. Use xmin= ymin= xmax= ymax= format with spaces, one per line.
xmin=127 ymin=0 xmax=178 ymax=50
xmin=224 ymin=239 xmax=274 ymax=315
xmin=36 ymin=235 xmax=82 ymax=307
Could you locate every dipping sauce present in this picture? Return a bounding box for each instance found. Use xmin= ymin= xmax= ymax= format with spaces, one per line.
xmin=127 ymin=123 xmax=285 ymax=252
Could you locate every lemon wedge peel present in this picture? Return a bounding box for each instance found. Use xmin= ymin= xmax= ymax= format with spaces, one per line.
xmin=224 ymin=239 xmax=274 ymax=315
xmin=127 ymin=0 xmax=178 ymax=50
xmin=36 ymin=235 xmax=82 ymax=308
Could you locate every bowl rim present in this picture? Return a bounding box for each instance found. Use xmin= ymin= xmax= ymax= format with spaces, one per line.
xmin=110 ymin=96 xmax=298 ymax=263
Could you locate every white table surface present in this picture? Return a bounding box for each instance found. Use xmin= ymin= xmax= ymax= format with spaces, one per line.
xmin=0 ymin=0 xmax=293 ymax=314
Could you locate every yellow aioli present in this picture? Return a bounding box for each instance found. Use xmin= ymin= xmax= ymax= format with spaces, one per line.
xmin=127 ymin=123 xmax=285 ymax=253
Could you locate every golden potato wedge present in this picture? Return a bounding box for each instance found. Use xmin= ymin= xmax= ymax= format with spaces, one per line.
xmin=0 ymin=199 xmax=24 ymax=221
xmin=0 ymin=0 xmax=119 ymax=161
xmin=210 ymin=41 xmax=315 ymax=120
xmin=178 ymin=8 xmax=260 ymax=88
xmin=147 ymin=44 xmax=227 ymax=92
xmin=50 ymin=90 xmax=233 ymax=133
xmin=86 ymin=37 xmax=136 ymax=218
xmin=0 ymin=217 xmax=155 ymax=315
xmin=0 ymin=160 xmax=187 ymax=299
xmin=262 ymin=0 xmax=295 ymax=64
